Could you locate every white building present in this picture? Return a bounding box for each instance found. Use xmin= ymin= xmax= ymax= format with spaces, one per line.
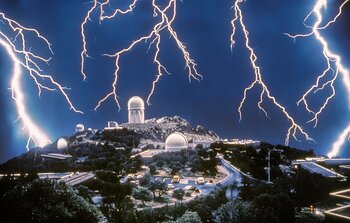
xmin=75 ymin=124 xmax=85 ymax=133
xmin=105 ymin=121 xmax=122 ymax=130
xmin=165 ymin=132 xmax=188 ymax=152
xmin=57 ymin=138 xmax=68 ymax=150
xmin=128 ymin=96 xmax=145 ymax=124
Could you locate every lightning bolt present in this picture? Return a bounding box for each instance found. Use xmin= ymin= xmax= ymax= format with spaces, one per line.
xmin=80 ymin=0 xmax=201 ymax=111
xmin=285 ymin=0 xmax=350 ymax=157
xmin=0 ymin=13 xmax=83 ymax=150
xmin=231 ymin=0 xmax=313 ymax=145
xmin=80 ymin=0 xmax=99 ymax=81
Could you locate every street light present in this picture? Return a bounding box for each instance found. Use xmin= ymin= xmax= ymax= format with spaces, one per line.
xmin=266 ymin=146 xmax=277 ymax=184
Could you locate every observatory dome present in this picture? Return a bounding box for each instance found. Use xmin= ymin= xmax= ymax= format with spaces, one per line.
xmin=75 ymin=124 xmax=85 ymax=133
xmin=57 ymin=138 xmax=68 ymax=150
xmin=165 ymin=132 xmax=188 ymax=152
xmin=128 ymin=96 xmax=145 ymax=110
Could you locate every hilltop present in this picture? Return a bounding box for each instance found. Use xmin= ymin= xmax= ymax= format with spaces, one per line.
xmin=121 ymin=116 xmax=220 ymax=144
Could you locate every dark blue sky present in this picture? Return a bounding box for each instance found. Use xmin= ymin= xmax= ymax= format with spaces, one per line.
xmin=0 ymin=0 xmax=350 ymax=163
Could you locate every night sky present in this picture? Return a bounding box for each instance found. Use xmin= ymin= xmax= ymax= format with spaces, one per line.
xmin=0 ymin=0 xmax=350 ymax=163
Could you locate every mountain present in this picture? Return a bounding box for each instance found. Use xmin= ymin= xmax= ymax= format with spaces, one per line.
xmin=0 ymin=116 xmax=220 ymax=169
xmin=120 ymin=116 xmax=220 ymax=144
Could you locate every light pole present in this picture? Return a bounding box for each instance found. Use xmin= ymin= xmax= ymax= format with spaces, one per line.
xmin=267 ymin=146 xmax=276 ymax=184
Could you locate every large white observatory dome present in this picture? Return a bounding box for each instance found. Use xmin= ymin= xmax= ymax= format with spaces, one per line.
xmin=128 ymin=96 xmax=145 ymax=110
xmin=128 ymin=96 xmax=145 ymax=124
xmin=165 ymin=132 xmax=188 ymax=152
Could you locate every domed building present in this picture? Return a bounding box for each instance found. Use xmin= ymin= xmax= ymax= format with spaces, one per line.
xmin=57 ymin=138 xmax=68 ymax=150
xmin=75 ymin=124 xmax=85 ymax=133
xmin=128 ymin=96 xmax=145 ymax=124
xmin=165 ymin=132 xmax=188 ymax=152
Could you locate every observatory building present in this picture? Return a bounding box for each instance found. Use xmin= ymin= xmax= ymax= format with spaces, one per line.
xmin=165 ymin=132 xmax=188 ymax=152
xmin=57 ymin=138 xmax=68 ymax=150
xmin=75 ymin=124 xmax=85 ymax=133
xmin=128 ymin=96 xmax=145 ymax=124
xmin=105 ymin=121 xmax=122 ymax=130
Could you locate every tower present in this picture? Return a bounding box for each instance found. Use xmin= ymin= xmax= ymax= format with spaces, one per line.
xmin=128 ymin=96 xmax=145 ymax=124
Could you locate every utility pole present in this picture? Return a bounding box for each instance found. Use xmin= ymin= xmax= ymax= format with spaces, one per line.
xmin=267 ymin=146 xmax=275 ymax=184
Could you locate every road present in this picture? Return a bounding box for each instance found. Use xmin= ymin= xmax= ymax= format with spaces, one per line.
xmin=218 ymin=155 xmax=265 ymax=184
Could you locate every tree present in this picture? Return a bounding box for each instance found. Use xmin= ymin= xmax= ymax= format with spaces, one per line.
xmin=0 ymin=178 xmax=101 ymax=223
xmin=214 ymin=200 xmax=253 ymax=223
xmin=293 ymin=168 xmax=340 ymax=207
xmin=126 ymin=155 xmax=143 ymax=173
xmin=171 ymin=164 xmax=181 ymax=175
xmin=163 ymin=211 xmax=202 ymax=223
xmin=132 ymin=187 xmax=153 ymax=204
xmin=251 ymin=193 xmax=295 ymax=223
xmin=102 ymin=197 xmax=136 ymax=223
xmin=139 ymin=173 xmax=151 ymax=187
xmin=173 ymin=188 xmax=185 ymax=200
xmin=85 ymin=171 xmax=132 ymax=204
xmin=149 ymin=164 xmax=157 ymax=175
xmin=156 ymin=160 xmax=165 ymax=168
xmin=148 ymin=180 xmax=168 ymax=201
xmin=191 ymin=148 xmax=218 ymax=176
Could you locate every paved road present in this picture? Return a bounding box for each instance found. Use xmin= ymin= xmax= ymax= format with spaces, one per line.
xmin=218 ymin=155 xmax=264 ymax=183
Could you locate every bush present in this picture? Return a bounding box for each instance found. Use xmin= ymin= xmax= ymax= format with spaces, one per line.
xmin=0 ymin=178 xmax=102 ymax=222
xmin=149 ymin=164 xmax=157 ymax=175
xmin=160 ymin=195 xmax=171 ymax=203
xmin=156 ymin=160 xmax=165 ymax=168
xmin=163 ymin=211 xmax=202 ymax=223
xmin=132 ymin=187 xmax=153 ymax=204
xmin=185 ymin=191 xmax=192 ymax=197
xmin=139 ymin=173 xmax=151 ymax=187
xmin=173 ymin=188 xmax=185 ymax=200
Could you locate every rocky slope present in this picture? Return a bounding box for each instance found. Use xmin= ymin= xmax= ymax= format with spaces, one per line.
xmin=121 ymin=116 xmax=220 ymax=143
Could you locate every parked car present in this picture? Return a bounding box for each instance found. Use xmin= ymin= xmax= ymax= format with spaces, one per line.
xmin=184 ymin=185 xmax=196 ymax=191
xmin=196 ymin=177 xmax=205 ymax=185
xmin=172 ymin=175 xmax=180 ymax=183
xmin=127 ymin=174 xmax=134 ymax=180
xmin=167 ymin=184 xmax=175 ymax=189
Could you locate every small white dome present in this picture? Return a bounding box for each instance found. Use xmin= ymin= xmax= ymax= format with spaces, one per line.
xmin=75 ymin=124 xmax=85 ymax=133
xmin=128 ymin=96 xmax=145 ymax=110
xmin=57 ymin=138 xmax=68 ymax=150
xmin=165 ymin=132 xmax=188 ymax=152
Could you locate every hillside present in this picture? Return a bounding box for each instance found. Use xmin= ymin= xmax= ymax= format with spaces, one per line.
xmin=121 ymin=116 xmax=220 ymax=143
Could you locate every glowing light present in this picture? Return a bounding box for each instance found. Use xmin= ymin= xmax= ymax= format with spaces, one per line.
xmin=0 ymin=38 xmax=49 ymax=148
xmin=80 ymin=0 xmax=201 ymax=111
xmin=80 ymin=0 xmax=99 ymax=81
xmin=231 ymin=0 xmax=313 ymax=145
xmin=0 ymin=13 xmax=82 ymax=150
xmin=285 ymin=0 xmax=350 ymax=157
xmin=328 ymin=123 xmax=350 ymax=158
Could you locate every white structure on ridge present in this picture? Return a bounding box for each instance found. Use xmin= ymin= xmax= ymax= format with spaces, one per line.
xmin=75 ymin=124 xmax=85 ymax=133
xmin=128 ymin=96 xmax=145 ymax=124
xmin=57 ymin=138 xmax=68 ymax=150
xmin=105 ymin=121 xmax=122 ymax=130
xmin=165 ymin=132 xmax=188 ymax=152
